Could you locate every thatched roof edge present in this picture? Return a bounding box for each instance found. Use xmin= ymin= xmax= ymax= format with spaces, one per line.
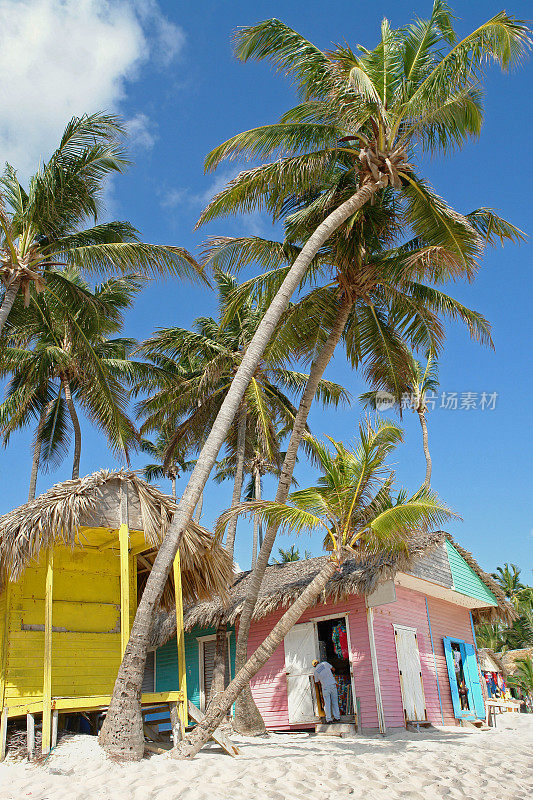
xmin=149 ymin=531 xmax=446 ymax=649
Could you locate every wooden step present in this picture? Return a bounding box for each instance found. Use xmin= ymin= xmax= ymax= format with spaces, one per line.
xmin=315 ymin=722 xmax=357 ymax=737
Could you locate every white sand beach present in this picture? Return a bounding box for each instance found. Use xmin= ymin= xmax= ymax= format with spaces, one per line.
xmin=1 ymin=714 xmax=531 ymax=800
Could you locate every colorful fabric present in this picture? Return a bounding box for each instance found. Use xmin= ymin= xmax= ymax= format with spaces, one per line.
xmin=332 ymin=623 xmax=349 ymax=659
xmin=335 ymin=674 xmax=351 ymax=715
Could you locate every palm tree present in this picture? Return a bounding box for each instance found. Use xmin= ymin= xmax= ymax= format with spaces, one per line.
xmin=361 ymin=349 xmax=439 ymax=488
xmin=101 ymin=8 xmax=529 ymax=758
xmin=140 ymin=431 xmax=195 ymax=498
xmin=174 ymin=417 xmax=457 ymax=757
xmin=508 ymin=657 xmax=533 ymax=705
xmin=135 ymin=270 xmax=345 ymax=710
xmin=492 ymin=563 xmax=525 ymax=603
xmin=203 ymin=194 xmax=516 ymax=731
xmin=0 ymin=113 xmax=200 ymax=337
xmin=273 ymin=545 xmax=310 ymax=563
xmin=0 ymin=271 xmax=142 ymax=483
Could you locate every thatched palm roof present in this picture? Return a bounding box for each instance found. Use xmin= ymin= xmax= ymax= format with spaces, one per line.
xmin=149 ymin=530 xmax=447 ymax=648
xmin=478 ymin=648 xmax=506 ymax=674
xmin=499 ymin=647 xmax=533 ymax=675
xmin=0 ymin=469 xmax=233 ymax=605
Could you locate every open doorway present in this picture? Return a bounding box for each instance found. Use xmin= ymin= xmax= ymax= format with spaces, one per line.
xmin=316 ymin=617 xmax=353 ymax=717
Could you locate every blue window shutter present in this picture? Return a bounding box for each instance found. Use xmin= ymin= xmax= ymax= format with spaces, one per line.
xmin=443 ymin=637 xmax=462 ymax=718
xmin=463 ymin=643 xmax=485 ymax=720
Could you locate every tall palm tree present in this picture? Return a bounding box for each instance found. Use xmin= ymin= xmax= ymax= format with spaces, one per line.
xmin=0 ymin=271 xmax=142 ymax=483
xmin=0 ymin=113 xmax=200 ymax=337
xmin=101 ymin=8 xmax=529 ymax=758
xmin=361 ymin=349 xmax=440 ymax=488
xmin=135 ymin=270 xmax=345 ymax=709
xmin=174 ymin=418 xmax=457 ymax=757
xmin=140 ymin=431 xmax=195 ymax=498
xmin=492 ymin=563 xmax=525 ymax=603
xmin=203 ymin=196 xmax=515 ymax=731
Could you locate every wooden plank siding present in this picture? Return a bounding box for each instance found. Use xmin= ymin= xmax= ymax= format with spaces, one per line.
xmin=155 ymin=626 xmax=236 ymax=711
xmin=245 ymin=596 xmax=380 ymax=731
xmin=2 ymin=538 xmax=134 ymax=710
xmin=371 ymin=586 xmax=441 ymax=727
xmin=426 ymin=595 xmax=477 ymax=725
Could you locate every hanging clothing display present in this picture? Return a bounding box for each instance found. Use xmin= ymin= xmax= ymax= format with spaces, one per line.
xmin=335 ymin=674 xmax=351 ymax=716
xmin=332 ymin=623 xmax=349 ymax=659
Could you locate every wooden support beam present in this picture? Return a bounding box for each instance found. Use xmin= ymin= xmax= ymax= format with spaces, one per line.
xmin=119 ymin=482 xmax=130 ymax=656
xmin=27 ymin=713 xmax=35 ymax=759
xmin=0 ymin=579 xmax=12 ymax=715
xmin=51 ymin=709 xmax=59 ymax=748
xmin=42 ymin=547 xmax=54 ymax=755
xmin=0 ymin=706 xmax=7 ymax=761
xmin=173 ymin=551 xmax=188 ymax=728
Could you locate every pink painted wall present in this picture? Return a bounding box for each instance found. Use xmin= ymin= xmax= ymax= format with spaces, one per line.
xmin=244 ymin=595 xmax=379 ymax=731
xmin=244 ymin=586 xmax=478 ymax=731
xmin=426 ymin=595 xmax=476 ymax=725
xmin=371 ymin=585 xmax=442 ymax=727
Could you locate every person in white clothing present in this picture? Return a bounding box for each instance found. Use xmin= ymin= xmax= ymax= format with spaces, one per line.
xmin=312 ymin=659 xmax=340 ymax=723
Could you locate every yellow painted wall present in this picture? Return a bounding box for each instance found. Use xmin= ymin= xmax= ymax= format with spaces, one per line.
xmin=1 ymin=535 xmax=137 ymax=709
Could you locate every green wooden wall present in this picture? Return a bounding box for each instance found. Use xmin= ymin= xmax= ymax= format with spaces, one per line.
xmin=155 ymin=624 xmax=236 ymax=707
xmin=445 ymin=540 xmax=497 ymax=605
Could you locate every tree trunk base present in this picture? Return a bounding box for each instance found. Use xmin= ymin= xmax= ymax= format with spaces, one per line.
xmin=99 ymin=688 xmax=145 ymax=761
xmin=232 ymin=684 xmax=266 ymax=735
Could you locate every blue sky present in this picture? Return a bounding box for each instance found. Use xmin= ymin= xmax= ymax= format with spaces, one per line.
xmin=0 ymin=0 xmax=531 ymax=580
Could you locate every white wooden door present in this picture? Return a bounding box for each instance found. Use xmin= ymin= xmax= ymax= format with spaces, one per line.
xmin=394 ymin=625 xmax=427 ymax=722
xmin=284 ymin=622 xmax=318 ymax=723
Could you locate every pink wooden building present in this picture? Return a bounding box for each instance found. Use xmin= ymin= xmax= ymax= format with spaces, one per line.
xmin=155 ymin=534 xmax=513 ymax=732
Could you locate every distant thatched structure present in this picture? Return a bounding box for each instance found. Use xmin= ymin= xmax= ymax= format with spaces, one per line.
xmin=150 ymin=530 xmax=448 ymax=649
xmin=499 ymin=647 xmax=533 ymax=675
xmin=0 ymin=469 xmax=233 ymax=605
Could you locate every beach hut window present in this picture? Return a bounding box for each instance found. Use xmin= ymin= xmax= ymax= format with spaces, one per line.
xmin=443 ymin=637 xmax=486 ymax=720
xmin=199 ymin=636 xmax=231 ymax=711
xmin=142 ymin=651 xmax=155 ymax=693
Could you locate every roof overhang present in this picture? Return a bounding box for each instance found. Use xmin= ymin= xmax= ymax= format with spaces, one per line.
xmin=395 ymin=572 xmax=497 ymax=610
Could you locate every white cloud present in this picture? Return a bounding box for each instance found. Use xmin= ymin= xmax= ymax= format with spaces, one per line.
xmin=0 ymin=0 xmax=185 ymax=179
xmin=160 ymin=169 xmax=268 ymax=236
xmin=125 ymin=112 xmax=157 ymax=150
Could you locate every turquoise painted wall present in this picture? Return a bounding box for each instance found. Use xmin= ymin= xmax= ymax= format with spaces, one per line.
xmin=445 ymin=540 xmax=497 ymax=605
xmin=155 ymin=624 xmax=236 ymax=708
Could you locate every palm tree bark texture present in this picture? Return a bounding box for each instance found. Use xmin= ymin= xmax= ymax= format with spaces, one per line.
xmin=209 ymin=407 xmax=247 ymax=708
xmin=232 ymin=295 xmax=353 ymax=732
xmin=99 ymin=180 xmax=384 ymax=760
xmin=62 ymin=380 xmax=82 ymax=480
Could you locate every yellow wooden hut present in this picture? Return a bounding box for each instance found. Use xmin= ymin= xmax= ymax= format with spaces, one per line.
xmin=0 ymin=470 xmax=232 ymax=758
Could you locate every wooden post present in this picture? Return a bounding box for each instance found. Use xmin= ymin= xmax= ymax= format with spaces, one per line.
xmin=0 ymin=706 xmax=7 ymax=761
xmin=173 ymin=552 xmax=188 ymax=728
xmin=51 ymin=709 xmax=59 ymax=748
xmin=42 ymin=547 xmax=54 ymax=755
xmin=119 ymin=483 xmax=130 ymax=657
xmin=27 ymin=713 xmax=35 ymax=759
xmin=0 ymin=579 xmax=12 ymax=717
xmin=366 ymin=604 xmax=386 ymax=735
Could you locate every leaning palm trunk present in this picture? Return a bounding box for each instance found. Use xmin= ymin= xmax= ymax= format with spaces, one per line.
xmin=174 ymin=557 xmax=339 ymax=759
xmin=99 ymin=180 xmax=383 ymax=760
xmin=251 ymin=466 xmax=261 ymax=567
xmin=418 ymin=409 xmax=432 ymax=488
xmin=0 ymin=279 xmax=20 ymax=336
xmin=28 ymin=401 xmax=52 ymax=501
xmin=193 ymin=491 xmax=203 ymax=522
xmin=232 ymin=295 xmax=352 ymax=733
xmin=62 ymin=380 xmax=81 ymax=480
xmin=209 ymin=409 xmax=247 ymax=707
